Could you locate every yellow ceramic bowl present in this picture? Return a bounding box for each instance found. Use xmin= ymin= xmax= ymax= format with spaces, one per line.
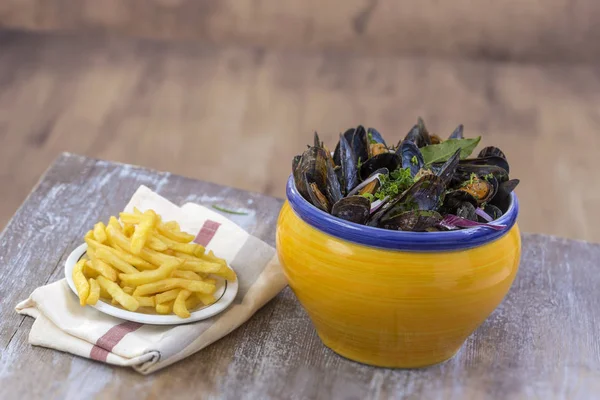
xmin=276 ymin=176 xmax=521 ymax=368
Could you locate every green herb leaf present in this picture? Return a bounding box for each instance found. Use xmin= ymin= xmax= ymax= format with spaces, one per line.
xmin=374 ymin=167 xmax=414 ymax=201
xmin=367 ymin=132 xmax=377 ymax=144
xmin=212 ymin=205 xmax=249 ymax=215
xmin=411 ymin=155 xmax=418 ymax=165
xmin=420 ymin=137 xmax=481 ymax=165
xmin=361 ymin=193 xmax=375 ymax=202
xmin=357 ymin=157 xmax=362 ymax=169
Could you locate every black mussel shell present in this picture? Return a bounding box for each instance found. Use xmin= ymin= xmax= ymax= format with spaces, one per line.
xmin=333 ymin=128 xmax=355 ymax=166
xmin=448 ymin=124 xmax=464 ymax=139
xmin=359 ymin=153 xmax=401 ymax=181
xmin=293 ymin=147 xmax=327 ymax=202
xmin=369 ymin=175 xmax=446 ymax=226
xmin=478 ymin=146 xmax=506 ymax=160
xmin=444 ymin=189 xmax=478 ymax=211
xmin=348 ymin=168 xmax=388 ymax=197
xmin=458 ymin=156 xmax=510 ymax=174
xmin=482 ymin=204 xmax=503 ymax=222
xmin=456 ymin=202 xmax=477 ymax=221
xmin=331 ymin=196 xmax=371 ymax=225
xmin=490 ymin=179 xmax=519 ymax=212
xmin=399 ymin=140 xmax=424 ymax=177
xmin=325 ymin=160 xmax=343 ymax=205
xmin=306 ymin=175 xmax=331 ymax=212
xmin=313 ymin=132 xmax=323 ymax=148
xmin=367 ymin=127 xmax=386 ymax=146
xmin=454 ymin=164 xmax=509 ymax=183
xmin=435 ymin=149 xmax=461 ymax=186
xmin=352 ymin=125 xmax=370 ymax=165
xmin=339 ymin=133 xmax=359 ymax=194
xmin=292 ymin=155 xmax=302 ymax=173
xmin=402 ymin=118 xmax=432 ymax=148
xmin=455 ymin=176 xmax=497 ymax=205
xmin=379 ymin=210 xmax=442 ymax=231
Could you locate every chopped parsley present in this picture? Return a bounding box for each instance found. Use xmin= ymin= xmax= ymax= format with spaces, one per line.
xmin=483 ymin=173 xmax=494 ymax=181
xmin=462 ymin=173 xmax=478 ymax=187
xmin=367 ymin=132 xmax=378 ymax=144
xmin=361 ymin=192 xmax=375 ymax=201
xmin=411 ymin=155 xmax=418 ymax=165
xmin=372 ymin=167 xmax=414 ymax=201
xmin=357 ymin=157 xmax=362 ymax=169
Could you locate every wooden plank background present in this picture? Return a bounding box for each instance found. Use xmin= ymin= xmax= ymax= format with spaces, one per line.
xmin=0 ymin=30 xmax=599 ymax=243
xmin=2 ymin=0 xmax=600 ymax=63
xmin=0 ymin=154 xmax=598 ymax=399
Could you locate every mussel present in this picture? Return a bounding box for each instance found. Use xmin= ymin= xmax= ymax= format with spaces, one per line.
xmin=331 ymin=196 xmax=371 ymax=224
xmin=369 ymin=175 xmax=446 ymax=227
xmin=293 ymin=146 xmax=342 ymax=212
xmin=478 ymin=146 xmax=506 ymax=160
xmin=348 ymin=168 xmax=387 ymax=197
xmin=338 ymin=133 xmax=359 ymax=194
xmin=448 ymin=124 xmax=464 ymax=139
xmin=359 ymin=153 xmax=401 ymax=181
xmin=379 ymin=210 xmax=442 ymax=231
xmin=456 ymin=202 xmax=477 ymax=221
xmin=402 ymin=117 xmax=431 ymax=148
xmin=399 ymin=140 xmax=424 ymax=177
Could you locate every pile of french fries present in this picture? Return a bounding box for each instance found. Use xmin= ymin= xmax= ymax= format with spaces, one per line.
xmin=72 ymin=208 xmax=236 ymax=319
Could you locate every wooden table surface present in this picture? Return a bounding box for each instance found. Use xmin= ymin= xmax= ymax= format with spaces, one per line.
xmin=1 ymin=154 xmax=599 ymax=400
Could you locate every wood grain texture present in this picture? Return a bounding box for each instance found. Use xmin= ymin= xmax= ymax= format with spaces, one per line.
xmin=0 ymin=154 xmax=599 ymax=399
xmin=0 ymin=30 xmax=600 ymax=244
xmin=2 ymin=0 xmax=600 ymax=63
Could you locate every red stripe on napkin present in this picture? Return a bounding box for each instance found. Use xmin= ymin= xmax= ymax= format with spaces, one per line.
xmin=194 ymin=220 xmax=221 ymax=246
xmin=90 ymin=321 xmax=143 ymax=362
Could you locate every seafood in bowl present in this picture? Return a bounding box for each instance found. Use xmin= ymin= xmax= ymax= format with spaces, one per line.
xmin=292 ymin=119 xmax=519 ymax=232
xmin=277 ymin=118 xmax=522 ymax=368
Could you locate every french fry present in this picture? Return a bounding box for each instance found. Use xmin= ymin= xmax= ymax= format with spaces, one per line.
xmin=196 ymin=292 xmax=217 ymax=306
xmin=108 ymin=216 xmax=122 ymax=232
xmin=146 ymin=235 xmax=169 ymax=252
xmin=119 ymin=259 xmax=182 ymax=286
xmin=83 ymin=261 xmax=100 ymax=279
xmin=179 ymin=259 xmax=222 ymax=274
xmin=123 ymin=223 xmax=135 ymax=238
xmin=85 ymin=230 xmax=94 ymax=242
xmin=87 ymin=278 xmax=100 ymax=305
xmin=72 ymin=260 xmax=90 ymax=306
xmin=122 ymin=286 xmax=134 ymax=295
xmin=156 ymin=300 xmax=174 ymax=314
xmin=155 ymin=289 xmax=180 ymax=305
xmin=204 ymin=278 xmax=217 ymax=286
xmin=97 ymin=276 xmax=139 ymax=311
xmin=171 ymin=270 xmax=201 ymax=281
xmin=133 ymin=278 xmax=216 ymax=296
xmin=202 ymin=250 xmax=237 ymax=281
xmin=93 ymin=222 xmax=108 ymax=243
xmin=154 ymin=233 xmax=203 ymax=256
xmin=108 ymin=245 xmax=155 ymax=270
xmin=87 ymin=249 xmax=118 ymax=281
xmin=134 ymin=295 xmax=155 ymax=308
xmin=186 ymin=294 xmax=204 ymax=310
xmin=107 ymin=225 xmax=178 ymax=267
xmin=156 ymin=223 xmax=195 ymax=243
xmin=130 ymin=210 xmax=157 ymax=254
xmin=163 ymin=221 xmax=180 ymax=231
xmin=173 ymin=290 xmax=192 ymax=318
xmin=99 ymin=284 xmax=111 ymax=299
xmin=95 ymin=247 xmax=139 ymax=274
xmin=118 ymin=212 xmax=141 ymax=224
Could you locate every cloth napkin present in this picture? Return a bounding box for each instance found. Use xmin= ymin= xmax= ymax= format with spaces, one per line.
xmin=16 ymin=185 xmax=287 ymax=374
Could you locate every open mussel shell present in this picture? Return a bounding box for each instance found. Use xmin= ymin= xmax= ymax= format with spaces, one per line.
xmin=331 ymin=196 xmax=371 ymax=225
xmin=454 ymin=164 xmax=509 ymax=183
xmin=294 ymin=146 xmax=342 ymax=211
xmin=379 ymin=210 xmax=443 ymax=231
xmin=478 ymin=146 xmax=506 ymax=160
xmin=458 ymin=156 xmax=510 ymax=174
xmin=369 ymin=175 xmax=446 ymax=226
xmin=348 ymin=168 xmax=388 ymax=197
xmin=367 ymin=127 xmax=386 ymax=146
xmin=399 ymin=140 xmax=424 ymax=177
xmin=359 ymin=153 xmax=401 ymax=181
xmin=454 ymin=175 xmax=497 ymax=205
xmin=448 ymin=124 xmax=464 ymax=139
xmin=292 ymin=155 xmax=302 ymax=173
xmin=306 ymin=177 xmax=331 ymax=212
xmin=402 ymin=117 xmax=432 ymax=148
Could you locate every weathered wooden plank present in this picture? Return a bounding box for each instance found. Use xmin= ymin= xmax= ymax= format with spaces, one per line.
xmin=0 ymin=154 xmax=599 ymax=399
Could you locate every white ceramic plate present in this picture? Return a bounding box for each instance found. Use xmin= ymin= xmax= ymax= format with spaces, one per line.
xmin=65 ymin=243 xmax=238 ymax=325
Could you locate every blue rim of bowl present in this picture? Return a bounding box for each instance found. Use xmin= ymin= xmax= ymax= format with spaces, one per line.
xmin=285 ymin=174 xmax=519 ymax=251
